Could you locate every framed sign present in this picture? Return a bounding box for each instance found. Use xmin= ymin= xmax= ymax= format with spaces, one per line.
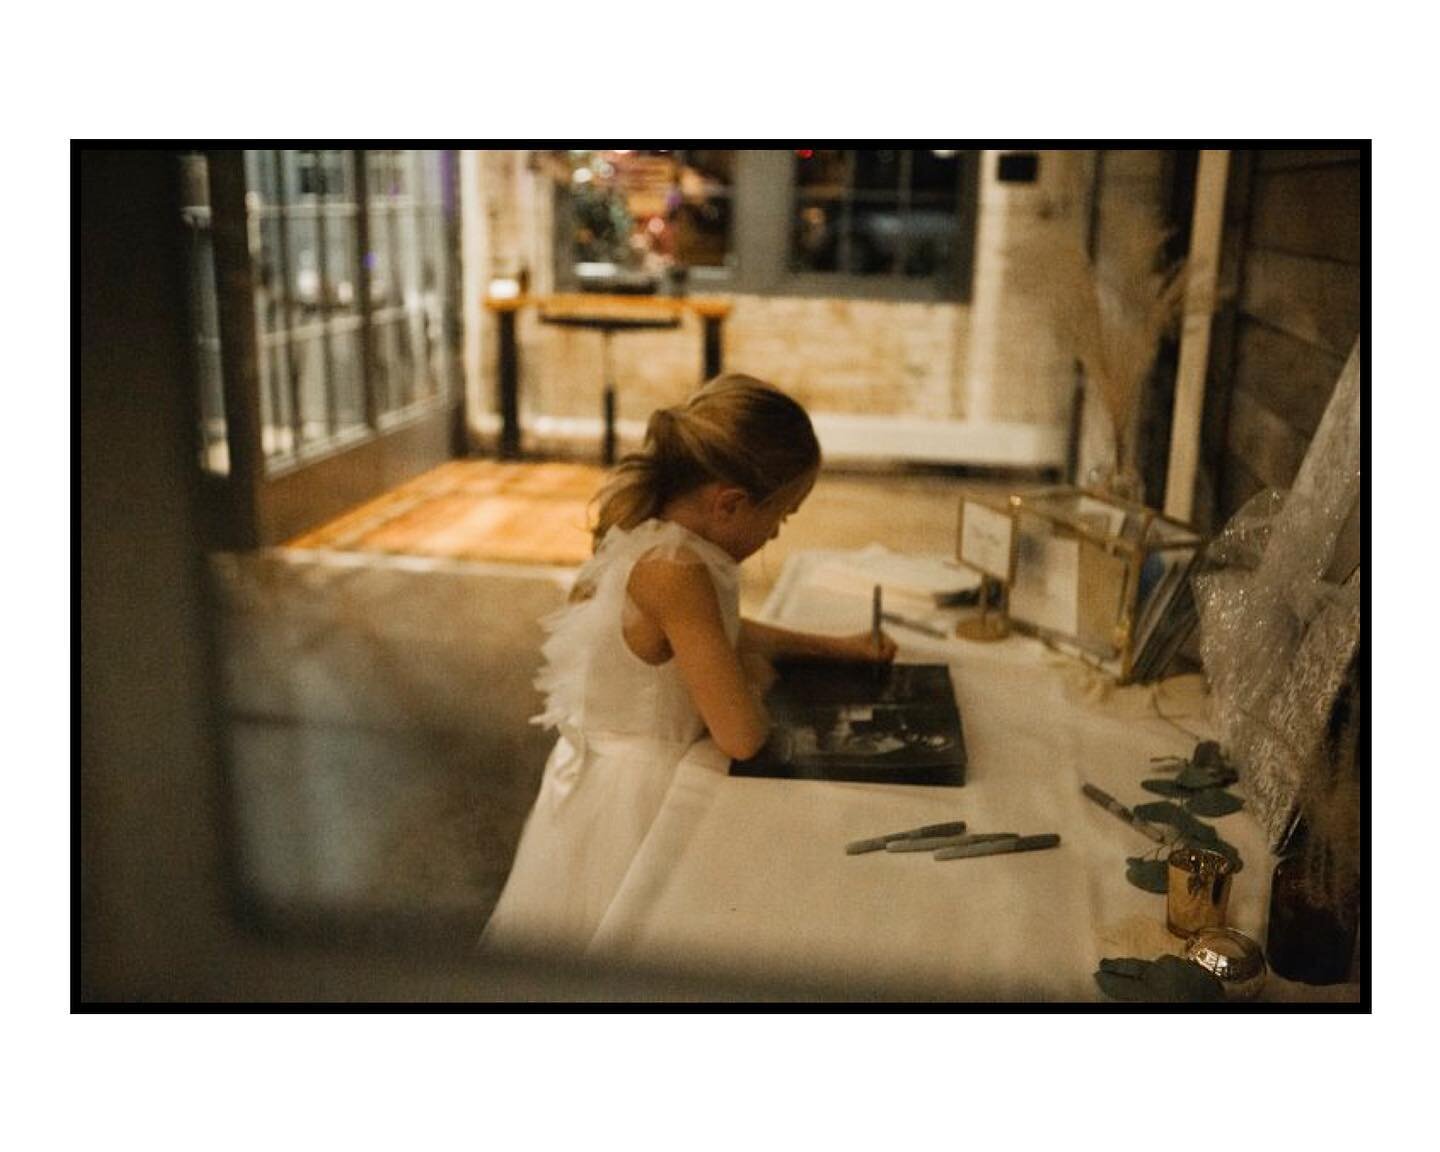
xmin=955 ymin=497 xmax=1017 ymax=642
xmin=957 ymin=498 xmax=1016 ymax=581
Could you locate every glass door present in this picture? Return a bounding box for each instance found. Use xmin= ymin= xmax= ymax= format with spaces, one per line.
xmin=188 ymin=148 xmax=463 ymax=547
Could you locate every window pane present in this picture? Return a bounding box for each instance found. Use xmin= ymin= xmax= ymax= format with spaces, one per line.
xmin=849 ymin=202 xmax=902 ymax=275
xmin=292 ymin=331 xmax=327 ymax=446
xmin=375 ymin=316 xmax=414 ymax=411
xmin=550 ymin=150 xmax=737 ymax=286
xmin=785 ymin=148 xmax=973 ymax=297
xmin=258 ymin=330 xmax=293 ymax=458
xmin=792 ymin=198 xmax=842 ymax=272
xmin=245 ymin=151 xmax=296 ymax=463
xmin=369 ymin=151 xmax=408 ymax=414
xmin=853 ymin=149 xmax=902 ymax=194
xmin=901 ymin=210 xmax=959 ymax=278
xmin=368 ymin=149 xmax=440 ymax=415
xmin=673 ymin=150 xmax=733 ymax=269
xmin=320 ymin=150 xmax=351 ymax=199
xmin=324 ymin=209 xmax=359 ymax=312
xmin=367 ymin=208 xmax=396 ymax=308
xmin=794 ymin=148 xmax=848 ymax=196
xmin=285 ymin=211 xmax=322 ymax=318
xmin=673 ymin=195 xmax=731 ymax=269
xmin=331 ymin=322 xmax=365 ymax=427
xmin=911 ymin=149 xmax=962 ymax=210
xmin=255 ymin=215 xmax=288 ymax=334
xmin=321 ymin=155 xmax=365 ymax=434
xmin=420 ymin=204 xmax=449 ymax=401
xmin=245 ymin=149 xmax=280 ymax=205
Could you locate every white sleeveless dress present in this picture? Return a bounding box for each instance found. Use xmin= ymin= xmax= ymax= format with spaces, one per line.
xmin=478 ymin=518 xmax=741 ymax=957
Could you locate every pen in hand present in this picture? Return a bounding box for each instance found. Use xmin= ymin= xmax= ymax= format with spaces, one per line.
xmin=871 ymin=584 xmax=883 ymax=684
xmin=872 ymin=584 xmax=882 ymax=653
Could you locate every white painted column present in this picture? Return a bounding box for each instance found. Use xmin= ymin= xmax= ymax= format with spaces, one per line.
xmin=962 ymin=151 xmax=1006 ymax=423
xmin=1164 ymin=149 xmax=1229 ymax=522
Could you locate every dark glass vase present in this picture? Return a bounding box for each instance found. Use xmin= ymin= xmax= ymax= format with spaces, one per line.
xmin=1265 ymin=851 xmax=1359 ymax=985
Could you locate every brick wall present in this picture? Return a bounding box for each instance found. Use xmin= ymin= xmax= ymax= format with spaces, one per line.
xmin=466 ymin=150 xmax=1166 ymax=466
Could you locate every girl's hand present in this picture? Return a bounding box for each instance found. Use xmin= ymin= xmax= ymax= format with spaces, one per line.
xmin=832 ymin=630 xmax=898 ymax=665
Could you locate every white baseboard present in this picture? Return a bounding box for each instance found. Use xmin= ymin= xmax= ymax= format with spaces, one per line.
xmin=807 ymin=413 xmax=1066 ymax=468
xmin=469 ymin=412 xmax=1067 ymax=469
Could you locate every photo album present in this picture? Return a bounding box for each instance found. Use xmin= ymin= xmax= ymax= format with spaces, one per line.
xmin=730 ymin=661 xmax=967 ymax=786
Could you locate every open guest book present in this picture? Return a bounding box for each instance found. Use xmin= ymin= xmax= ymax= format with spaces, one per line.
xmin=730 ymin=661 xmax=967 ymax=786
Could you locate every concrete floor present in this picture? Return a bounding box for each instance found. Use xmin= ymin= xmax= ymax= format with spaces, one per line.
xmin=210 ymin=464 xmax=1025 ymax=944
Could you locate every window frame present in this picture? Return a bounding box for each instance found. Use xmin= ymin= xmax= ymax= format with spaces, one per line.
xmin=734 ymin=148 xmax=980 ymax=303
xmin=551 ymin=148 xmax=980 ymax=304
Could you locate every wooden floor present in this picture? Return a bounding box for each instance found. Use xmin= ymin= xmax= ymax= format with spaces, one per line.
xmin=284 ymin=457 xmax=1017 ymax=616
xmin=287 ymin=459 xmax=605 ymax=567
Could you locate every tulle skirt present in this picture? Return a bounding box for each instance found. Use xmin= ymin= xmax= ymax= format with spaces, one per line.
xmin=478 ymin=730 xmax=694 ymax=958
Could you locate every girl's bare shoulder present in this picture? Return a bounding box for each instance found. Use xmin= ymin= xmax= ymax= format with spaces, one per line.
xmin=628 ymin=546 xmax=721 ymax=618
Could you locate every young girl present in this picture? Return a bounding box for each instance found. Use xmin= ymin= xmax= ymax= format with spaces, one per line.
xmin=479 ymin=374 xmax=897 ymax=957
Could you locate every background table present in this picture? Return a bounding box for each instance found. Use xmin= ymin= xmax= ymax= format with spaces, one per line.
xmin=584 ymin=549 xmax=1360 ymax=1001
xmin=484 ymin=293 xmax=732 ymax=461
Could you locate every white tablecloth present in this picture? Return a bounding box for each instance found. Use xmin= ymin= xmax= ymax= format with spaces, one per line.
xmin=585 ymin=550 xmax=1355 ymax=1001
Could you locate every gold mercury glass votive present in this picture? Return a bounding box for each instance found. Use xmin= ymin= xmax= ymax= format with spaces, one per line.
xmin=1166 ymin=846 xmax=1235 ymax=937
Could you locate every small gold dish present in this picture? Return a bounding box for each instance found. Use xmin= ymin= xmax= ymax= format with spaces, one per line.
xmin=1185 ymin=927 xmax=1267 ymax=1001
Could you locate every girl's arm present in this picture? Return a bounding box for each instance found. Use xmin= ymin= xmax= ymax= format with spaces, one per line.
xmin=627 ymin=557 xmax=772 ymax=760
xmin=740 ymin=618 xmax=898 ymax=665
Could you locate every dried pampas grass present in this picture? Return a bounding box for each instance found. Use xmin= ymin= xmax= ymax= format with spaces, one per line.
xmin=1048 ymin=203 xmax=1188 ymax=477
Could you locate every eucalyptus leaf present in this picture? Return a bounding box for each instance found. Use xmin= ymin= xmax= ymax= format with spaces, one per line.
xmin=1094 ymin=970 xmax=1150 ymax=1002
xmin=1141 ymin=778 xmax=1188 ymax=798
xmin=1212 ymin=765 xmax=1240 ymax=789
xmin=1099 ymin=957 xmax=1150 ymax=979
xmin=1133 ymin=800 xmax=1186 ymax=825
xmin=1135 ymin=802 xmax=1223 ymax=849
xmin=1094 ymin=955 xmax=1226 ymax=1003
xmin=1176 ymin=763 xmax=1225 ymax=790
xmin=1187 ymin=788 xmax=1244 ymax=818
xmin=1125 ymin=857 xmax=1170 ymax=893
xmin=1191 ymin=741 xmax=1239 ymax=786
xmin=1174 ymin=810 xmax=1220 ymax=846
xmin=1149 ymin=955 xmax=1226 ymax=1003
xmin=1094 ymin=956 xmax=1153 ymax=1002
xmin=1185 ymin=828 xmax=1220 ymax=849
xmin=1192 ymin=741 xmax=1224 ymax=769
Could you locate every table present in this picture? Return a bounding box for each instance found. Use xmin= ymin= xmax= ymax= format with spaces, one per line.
xmin=583 ymin=549 xmax=1361 ymax=1002
xmin=484 ymin=293 xmax=733 ymax=462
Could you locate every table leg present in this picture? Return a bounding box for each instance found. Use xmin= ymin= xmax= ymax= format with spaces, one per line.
xmin=497 ymin=309 xmax=520 ymax=459
xmin=703 ymin=315 xmax=723 ymax=382
xmin=602 ymin=330 xmax=616 ymax=466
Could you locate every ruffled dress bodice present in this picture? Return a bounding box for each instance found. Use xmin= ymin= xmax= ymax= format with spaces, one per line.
xmin=533 ymin=517 xmax=741 ymax=758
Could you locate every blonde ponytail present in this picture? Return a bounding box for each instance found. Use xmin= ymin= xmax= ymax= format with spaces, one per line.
xmin=590 ymin=454 xmax=664 ymax=546
xmin=590 ymin=374 xmax=820 ymax=550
